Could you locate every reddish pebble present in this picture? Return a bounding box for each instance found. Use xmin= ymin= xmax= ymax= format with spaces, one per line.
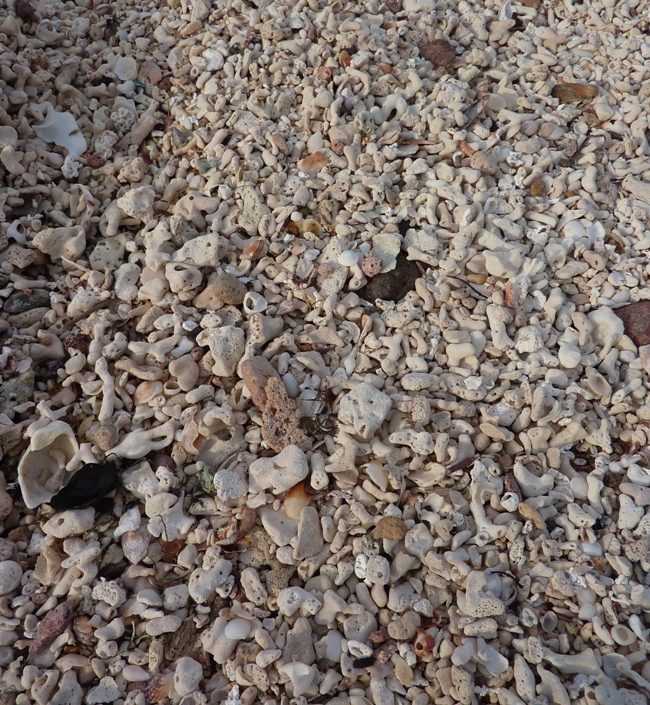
xmin=614 ymin=301 xmax=650 ymax=346
xmin=29 ymin=601 xmax=73 ymax=655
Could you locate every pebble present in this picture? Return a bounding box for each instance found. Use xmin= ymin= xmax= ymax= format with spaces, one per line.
xmin=0 ymin=561 xmax=23 ymax=595
xmin=3 ymin=290 xmax=50 ymax=314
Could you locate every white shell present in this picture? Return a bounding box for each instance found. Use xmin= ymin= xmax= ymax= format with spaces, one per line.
xmin=224 ymin=618 xmax=251 ymax=640
xmin=17 ymin=421 xmax=79 ymax=509
xmin=243 ymin=291 xmax=268 ymax=314
xmin=611 ymin=624 xmax=636 ymax=646
xmin=337 ymin=250 xmax=359 ymax=267
xmin=132 ymin=380 xmax=163 ymax=406
xmin=114 ymin=56 xmax=138 ymax=81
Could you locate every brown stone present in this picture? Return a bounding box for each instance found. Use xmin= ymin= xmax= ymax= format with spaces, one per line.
xmin=614 ymin=302 xmax=650 ymax=346
xmin=372 ymin=517 xmax=408 ymax=540
xmin=262 ymin=377 xmax=311 ymax=452
xmin=419 ymin=39 xmax=455 ymax=69
xmin=240 ymin=356 xmax=281 ymax=411
xmin=552 ymin=83 xmax=599 ymax=103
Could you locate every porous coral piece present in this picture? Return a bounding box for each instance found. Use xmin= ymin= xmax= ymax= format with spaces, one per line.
xmin=4 ymin=243 xmax=46 ymax=269
xmin=361 ymin=254 xmax=382 ymax=277
xmin=261 ymin=377 xmax=311 ymax=452
xmin=32 ymin=226 xmax=86 ymax=262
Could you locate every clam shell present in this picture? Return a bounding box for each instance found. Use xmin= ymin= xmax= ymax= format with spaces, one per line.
xmin=133 ymin=380 xmax=163 ymax=405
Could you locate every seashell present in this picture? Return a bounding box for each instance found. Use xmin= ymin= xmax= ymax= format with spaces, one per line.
xmin=284 ymin=480 xmax=314 ymax=519
xmin=114 ymin=56 xmax=138 ymax=81
xmin=611 ymin=624 xmax=636 ymax=646
xmin=242 ymin=239 xmax=268 ymax=260
xmin=224 ymin=619 xmax=251 ymax=640
xmin=18 ymin=421 xmax=79 ymax=509
xmin=163 ymin=380 xmax=181 ymax=397
xmin=243 ymin=291 xmax=268 ymax=315
xmin=180 ymin=410 xmax=203 ymax=455
xmin=338 ymin=250 xmax=359 ymax=267
xmin=540 ymin=611 xmax=558 ymax=633
xmin=552 ymin=83 xmax=599 ymax=103
xmin=419 ymin=39 xmax=455 ymax=68
xmin=133 ymin=380 xmax=163 ymax=406
xmin=298 ymin=151 xmax=328 ymax=178
xmin=339 ymin=50 xmax=351 ymax=67
xmin=146 ymin=673 xmax=174 ymax=703
xmin=413 ymin=628 xmax=435 ymax=657
xmin=378 ymin=63 xmax=393 ymax=74
xmin=316 ymin=67 xmax=333 ymax=81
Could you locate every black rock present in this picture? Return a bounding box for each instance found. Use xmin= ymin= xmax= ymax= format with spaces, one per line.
xmin=356 ymin=253 xmax=421 ymax=303
xmin=49 ymin=461 xmax=120 ymax=510
xmin=3 ymin=290 xmax=51 ymax=314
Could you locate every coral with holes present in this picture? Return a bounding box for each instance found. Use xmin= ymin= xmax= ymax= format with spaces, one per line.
xmin=261 ymin=377 xmax=311 ymax=452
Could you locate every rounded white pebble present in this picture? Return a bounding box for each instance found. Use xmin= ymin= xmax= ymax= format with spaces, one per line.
xmin=224 ymin=618 xmax=251 ymax=640
xmin=123 ymin=666 xmax=151 ymax=682
xmin=338 ymin=250 xmax=359 ymax=267
xmin=174 ymin=656 xmax=203 ymax=696
xmin=0 ymin=561 xmax=22 ymax=595
xmin=558 ymin=344 xmax=581 ymax=369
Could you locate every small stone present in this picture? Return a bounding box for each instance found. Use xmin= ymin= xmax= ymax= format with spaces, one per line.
xmin=173 ymin=656 xmax=203 ymax=696
xmin=293 ymin=507 xmax=324 ymax=560
xmin=0 ymin=560 xmax=23 ymax=595
xmin=615 ymin=302 xmax=650 ymax=346
xmin=372 ymin=517 xmax=408 ymax=540
xmin=529 ymin=180 xmax=547 ymax=196
xmin=262 ymin=377 xmax=311 ymax=452
xmin=42 ymin=508 xmax=96 ymax=538
xmin=249 ymin=444 xmax=309 ymax=494
xmin=558 ymin=344 xmax=581 ymax=369
xmin=29 ymin=601 xmax=74 ymax=655
xmin=32 ymin=226 xmax=86 ymax=261
xmin=3 ymin=289 xmax=50 ymax=314
xmin=86 ymin=677 xmax=120 ymax=705
xmin=89 ymin=236 xmax=126 ymax=271
xmin=238 ymin=184 xmax=271 ymax=237
xmin=240 ymin=356 xmax=281 ymax=411
xmin=299 ymin=151 xmax=328 ymax=177
xmin=358 ymin=253 xmax=421 ymax=302
xmin=419 ymin=39 xmax=455 ymax=68
xmin=484 ymin=250 xmax=523 ymax=278
xmin=552 ymin=83 xmax=599 ymax=103
xmin=365 ymin=555 xmax=391 ymax=585
xmin=469 ymin=151 xmax=499 ymax=175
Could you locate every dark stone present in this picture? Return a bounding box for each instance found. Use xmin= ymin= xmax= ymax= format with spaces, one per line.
xmin=356 ymin=253 xmax=421 ymax=303
xmin=3 ymin=290 xmax=51 ymax=314
xmin=614 ymin=302 xmax=650 ymax=347
xmin=49 ymin=461 xmax=120 ymax=510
